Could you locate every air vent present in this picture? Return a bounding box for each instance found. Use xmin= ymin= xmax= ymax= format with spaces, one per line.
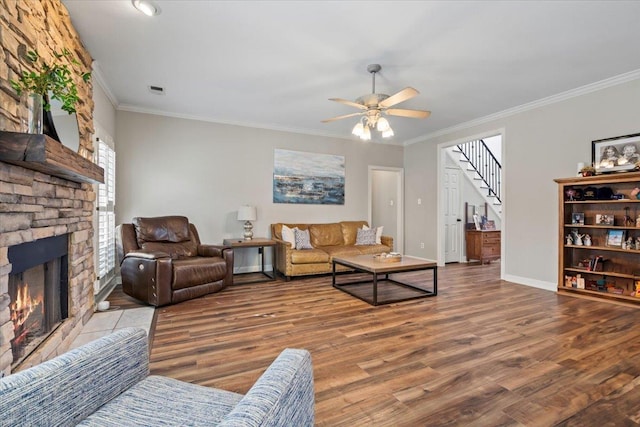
xmin=148 ymin=85 xmax=165 ymax=95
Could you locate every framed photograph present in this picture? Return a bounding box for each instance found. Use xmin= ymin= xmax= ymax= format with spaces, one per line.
xmin=595 ymin=214 xmax=614 ymax=225
xmin=473 ymin=214 xmax=481 ymax=230
xmin=481 ymin=220 xmax=496 ymax=231
xmin=606 ymin=229 xmax=625 ymax=248
xmin=571 ymin=213 xmax=585 ymax=225
xmin=592 ymin=133 xmax=640 ymax=174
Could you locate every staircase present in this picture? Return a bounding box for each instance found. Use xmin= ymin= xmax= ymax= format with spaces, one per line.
xmin=451 ymin=139 xmax=502 ymax=216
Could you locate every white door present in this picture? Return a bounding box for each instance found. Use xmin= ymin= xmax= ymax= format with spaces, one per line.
xmin=369 ymin=167 xmax=403 ymax=253
xmin=444 ymin=167 xmax=462 ymax=263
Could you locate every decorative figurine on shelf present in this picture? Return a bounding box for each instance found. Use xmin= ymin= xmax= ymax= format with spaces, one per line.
xmin=636 ymin=214 xmax=640 ymax=228
xmin=583 ymin=234 xmax=592 ymax=246
xmin=631 ymin=187 xmax=640 ymax=200
xmin=575 ymin=234 xmax=584 ymax=246
xmin=626 ymin=237 xmax=634 ymax=250
xmin=566 ymin=234 xmax=573 ymax=245
xmin=624 ymin=207 xmax=634 ymax=227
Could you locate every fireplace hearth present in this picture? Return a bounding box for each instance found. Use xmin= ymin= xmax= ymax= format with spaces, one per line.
xmin=8 ymin=234 xmax=69 ymax=368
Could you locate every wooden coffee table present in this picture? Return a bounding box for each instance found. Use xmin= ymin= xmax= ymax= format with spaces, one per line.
xmin=332 ymin=254 xmax=437 ymax=306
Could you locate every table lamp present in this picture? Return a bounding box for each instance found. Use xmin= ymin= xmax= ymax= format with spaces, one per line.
xmin=237 ymin=205 xmax=257 ymax=240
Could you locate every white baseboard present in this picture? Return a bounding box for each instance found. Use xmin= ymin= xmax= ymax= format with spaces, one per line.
xmin=503 ymin=274 xmax=556 ymax=292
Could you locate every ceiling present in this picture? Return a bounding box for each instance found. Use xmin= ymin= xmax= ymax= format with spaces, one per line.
xmin=61 ymin=1 xmax=640 ymax=145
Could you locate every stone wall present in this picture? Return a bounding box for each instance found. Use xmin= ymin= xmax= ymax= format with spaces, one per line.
xmin=0 ymin=0 xmax=96 ymax=375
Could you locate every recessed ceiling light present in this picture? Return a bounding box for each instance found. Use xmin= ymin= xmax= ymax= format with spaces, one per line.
xmin=132 ymin=0 xmax=161 ymax=17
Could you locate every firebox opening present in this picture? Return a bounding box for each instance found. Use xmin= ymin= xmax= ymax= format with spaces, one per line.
xmin=8 ymin=234 xmax=69 ymax=368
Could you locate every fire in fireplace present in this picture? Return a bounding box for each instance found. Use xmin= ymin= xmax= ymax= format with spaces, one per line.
xmin=8 ymin=234 xmax=69 ymax=368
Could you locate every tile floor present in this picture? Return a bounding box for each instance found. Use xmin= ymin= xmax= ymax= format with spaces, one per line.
xmin=69 ymin=307 xmax=155 ymax=350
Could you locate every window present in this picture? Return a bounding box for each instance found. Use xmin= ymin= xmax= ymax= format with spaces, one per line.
xmin=96 ymin=135 xmax=116 ymax=291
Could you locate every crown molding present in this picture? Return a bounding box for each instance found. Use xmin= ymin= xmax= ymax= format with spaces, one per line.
xmin=403 ymin=68 xmax=640 ymax=146
xmin=91 ymin=61 xmax=119 ymax=108
xmin=116 ymin=104 xmax=403 ymax=145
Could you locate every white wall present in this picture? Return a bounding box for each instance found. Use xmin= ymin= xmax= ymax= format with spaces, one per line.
xmin=115 ymin=111 xmax=404 ymax=270
xmin=371 ymin=170 xmax=398 ymax=246
xmin=405 ymin=77 xmax=640 ymax=291
xmin=92 ymin=81 xmax=116 ymax=138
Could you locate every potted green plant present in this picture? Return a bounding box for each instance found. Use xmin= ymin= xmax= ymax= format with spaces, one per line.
xmin=10 ymin=49 xmax=91 ymax=134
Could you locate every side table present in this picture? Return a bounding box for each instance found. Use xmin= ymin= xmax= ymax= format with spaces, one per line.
xmin=223 ymin=238 xmax=277 ymax=284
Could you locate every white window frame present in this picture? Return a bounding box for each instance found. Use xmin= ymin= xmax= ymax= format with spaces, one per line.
xmin=94 ymin=128 xmax=116 ymax=294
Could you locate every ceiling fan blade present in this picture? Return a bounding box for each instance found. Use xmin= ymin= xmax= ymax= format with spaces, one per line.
xmin=378 ymin=87 xmax=419 ymax=108
xmin=329 ymin=98 xmax=367 ymax=110
xmin=321 ymin=112 xmax=363 ymax=123
xmin=385 ymin=108 xmax=431 ymax=119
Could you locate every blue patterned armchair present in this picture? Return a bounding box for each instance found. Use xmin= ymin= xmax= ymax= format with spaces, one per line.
xmin=0 ymin=328 xmax=314 ymax=426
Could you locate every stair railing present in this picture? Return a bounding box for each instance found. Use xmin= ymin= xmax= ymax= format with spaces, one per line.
xmin=456 ymin=139 xmax=502 ymax=203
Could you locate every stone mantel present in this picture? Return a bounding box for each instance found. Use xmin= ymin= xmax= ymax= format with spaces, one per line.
xmin=0 ymin=131 xmax=104 ymax=185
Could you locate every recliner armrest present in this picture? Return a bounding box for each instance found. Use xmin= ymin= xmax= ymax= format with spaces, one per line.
xmin=123 ymin=250 xmax=171 ymax=261
xmin=197 ymin=244 xmax=232 ymax=257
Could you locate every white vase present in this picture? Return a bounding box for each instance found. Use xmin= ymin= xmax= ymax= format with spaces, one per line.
xmin=22 ymin=93 xmax=43 ymax=134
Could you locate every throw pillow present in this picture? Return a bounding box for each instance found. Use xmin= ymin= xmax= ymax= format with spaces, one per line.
xmin=374 ymin=225 xmax=383 ymax=244
xmin=294 ymin=228 xmax=313 ymax=250
xmin=355 ymin=228 xmax=377 ymax=245
xmin=281 ymin=225 xmax=296 ymax=246
xmin=363 ymin=225 xmax=383 ymax=244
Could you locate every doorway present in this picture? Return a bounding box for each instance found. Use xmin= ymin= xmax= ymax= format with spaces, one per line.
xmin=443 ymin=167 xmax=462 ymax=263
xmin=437 ymin=130 xmax=505 ymax=276
xmin=368 ymin=166 xmax=404 ymax=253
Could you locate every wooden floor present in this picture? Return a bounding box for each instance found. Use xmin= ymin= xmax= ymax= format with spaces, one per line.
xmin=147 ymin=263 xmax=640 ymax=426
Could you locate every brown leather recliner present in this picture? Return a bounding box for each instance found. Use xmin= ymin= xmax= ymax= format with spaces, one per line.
xmin=115 ymin=216 xmax=233 ymax=307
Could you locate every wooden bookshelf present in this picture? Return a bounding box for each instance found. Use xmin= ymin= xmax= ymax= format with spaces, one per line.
xmin=555 ymin=172 xmax=640 ymax=305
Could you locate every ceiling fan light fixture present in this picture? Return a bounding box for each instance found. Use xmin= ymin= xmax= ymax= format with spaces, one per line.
xmin=361 ymin=126 xmax=372 ymax=141
xmin=376 ymin=117 xmax=390 ymax=132
xmin=132 ymin=0 xmax=161 ymax=16
xmin=322 ymin=64 xmax=429 ymax=140
xmin=352 ymin=121 xmax=364 ymax=137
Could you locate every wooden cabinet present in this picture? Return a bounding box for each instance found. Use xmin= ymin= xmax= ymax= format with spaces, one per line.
xmin=465 ymin=230 xmax=501 ymax=264
xmin=555 ymin=172 xmax=640 ymax=305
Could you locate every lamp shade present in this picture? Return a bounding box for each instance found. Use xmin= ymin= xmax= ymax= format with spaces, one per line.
xmin=237 ymin=206 xmax=257 ymax=221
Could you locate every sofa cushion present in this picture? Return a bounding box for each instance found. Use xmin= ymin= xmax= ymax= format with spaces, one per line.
xmin=355 ymin=228 xmax=377 ymax=245
xmin=340 ymin=221 xmax=369 ymax=245
xmin=172 ymin=257 xmax=228 ymax=290
xmin=309 ymin=223 xmax=343 ymax=247
xmin=319 ymin=245 xmax=362 ymax=258
xmin=79 ymin=375 xmax=243 ymax=426
xmin=294 ymin=228 xmax=313 ymax=249
xmin=291 ymin=248 xmax=329 ymax=264
xmin=356 ymin=243 xmax=392 ymax=255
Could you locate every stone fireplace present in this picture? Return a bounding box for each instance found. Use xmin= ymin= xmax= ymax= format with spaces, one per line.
xmin=0 ymin=0 xmax=98 ymax=375
xmin=0 ymin=154 xmax=101 ymax=374
xmin=8 ymin=234 xmax=69 ymax=368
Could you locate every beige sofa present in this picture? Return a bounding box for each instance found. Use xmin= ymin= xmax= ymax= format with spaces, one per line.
xmin=271 ymin=221 xmax=393 ymax=279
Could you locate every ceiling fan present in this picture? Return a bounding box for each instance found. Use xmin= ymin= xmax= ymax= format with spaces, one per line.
xmin=322 ymin=64 xmax=431 ymax=140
